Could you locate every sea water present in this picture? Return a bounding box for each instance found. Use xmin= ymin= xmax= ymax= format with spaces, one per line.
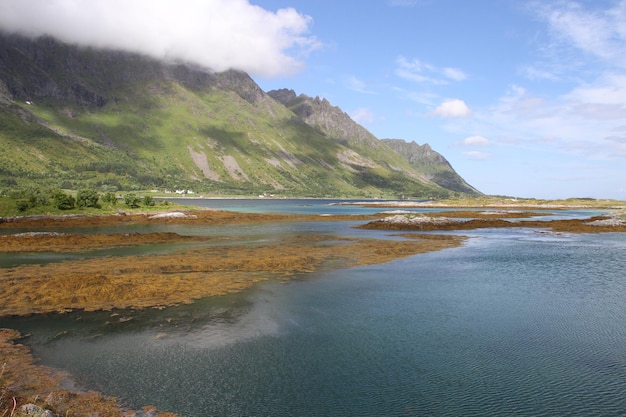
xmin=2 ymin=203 xmax=625 ymax=416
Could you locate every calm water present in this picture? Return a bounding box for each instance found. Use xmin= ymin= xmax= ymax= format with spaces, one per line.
xmin=2 ymin=201 xmax=626 ymax=416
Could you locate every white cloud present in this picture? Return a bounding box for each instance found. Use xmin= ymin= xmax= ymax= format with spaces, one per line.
xmin=395 ymin=56 xmax=466 ymax=84
xmin=605 ymin=136 xmax=626 ymax=157
xmin=494 ymin=85 xmax=548 ymax=118
xmin=430 ymin=99 xmax=471 ymax=118
xmin=463 ymin=151 xmax=490 ymax=160
xmin=346 ymin=76 xmax=374 ymax=94
xmin=461 ymin=75 xmax=626 ymax=164
xmin=529 ymin=0 xmax=626 ymax=73
xmin=442 ymin=67 xmax=467 ymax=81
xmin=392 ymin=86 xmax=439 ymax=106
xmin=0 ymin=0 xmax=320 ymax=77
xmin=395 ymin=56 xmax=437 ymax=83
xmin=351 ymin=108 xmax=375 ymax=125
xmin=565 ymin=73 xmax=626 ymax=107
xmin=537 ymin=1 xmax=626 ymax=64
xmin=519 ymin=65 xmax=559 ymax=81
xmin=461 ymin=135 xmax=491 ymax=146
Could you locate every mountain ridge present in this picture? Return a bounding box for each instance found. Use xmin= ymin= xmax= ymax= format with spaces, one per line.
xmin=0 ymin=33 xmax=480 ymax=199
xmin=381 ymin=139 xmax=480 ymax=195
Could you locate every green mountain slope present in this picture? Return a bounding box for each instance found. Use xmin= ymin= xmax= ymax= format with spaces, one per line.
xmin=0 ymin=33 xmax=480 ymax=198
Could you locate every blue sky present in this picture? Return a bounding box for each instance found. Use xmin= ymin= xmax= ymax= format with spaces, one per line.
xmin=253 ymin=0 xmax=626 ymax=199
xmin=2 ymin=0 xmax=625 ymax=199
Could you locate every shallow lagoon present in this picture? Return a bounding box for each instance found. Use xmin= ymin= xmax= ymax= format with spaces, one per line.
xmin=2 ymin=201 xmax=625 ymax=416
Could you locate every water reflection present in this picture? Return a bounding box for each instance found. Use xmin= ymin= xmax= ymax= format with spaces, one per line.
xmin=0 ymin=289 xmax=256 ymax=345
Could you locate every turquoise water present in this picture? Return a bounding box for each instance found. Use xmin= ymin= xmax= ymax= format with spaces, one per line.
xmin=2 ymin=202 xmax=625 ymax=416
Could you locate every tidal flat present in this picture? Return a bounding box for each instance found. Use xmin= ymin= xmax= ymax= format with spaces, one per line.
xmin=0 ymin=210 xmax=465 ymax=316
xmin=1 ymin=204 xmax=625 ymax=416
xmin=0 ymin=209 xmax=463 ymax=416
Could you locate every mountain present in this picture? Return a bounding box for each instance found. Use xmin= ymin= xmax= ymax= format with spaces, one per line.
xmin=381 ymin=139 xmax=480 ymax=195
xmin=268 ymin=89 xmax=480 ymax=196
xmin=0 ymin=33 xmax=480 ymax=198
xmin=267 ymin=88 xmax=387 ymax=150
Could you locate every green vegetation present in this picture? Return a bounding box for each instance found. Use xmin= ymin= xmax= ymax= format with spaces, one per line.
xmin=0 ymin=188 xmax=179 ymax=217
xmin=76 ymin=189 xmax=100 ymax=208
xmin=52 ymin=189 xmax=75 ymax=210
xmin=124 ymin=193 xmax=140 ymax=208
xmin=2 ymin=89 xmax=451 ymax=199
xmin=0 ymin=34 xmax=483 ymax=202
xmin=143 ymin=195 xmax=155 ymax=206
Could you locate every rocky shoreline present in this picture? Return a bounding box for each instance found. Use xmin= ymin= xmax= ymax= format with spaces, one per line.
xmin=359 ymin=210 xmax=626 ymax=233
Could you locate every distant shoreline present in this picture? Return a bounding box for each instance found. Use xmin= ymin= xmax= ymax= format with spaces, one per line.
xmin=336 ymin=199 xmax=626 ymax=210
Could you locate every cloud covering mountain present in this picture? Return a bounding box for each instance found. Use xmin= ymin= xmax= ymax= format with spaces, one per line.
xmin=0 ymin=0 xmax=320 ymax=77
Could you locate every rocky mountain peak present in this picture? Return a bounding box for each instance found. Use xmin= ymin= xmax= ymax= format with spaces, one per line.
xmin=267 ymin=89 xmax=385 ymax=150
xmin=383 ymin=139 xmax=451 ymax=168
xmin=267 ymin=88 xmax=297 ymax=106
xmin=382 ymin=138 xmax=480 ymax=195
xmin=213 ymin=69 xmax=266 ymax=104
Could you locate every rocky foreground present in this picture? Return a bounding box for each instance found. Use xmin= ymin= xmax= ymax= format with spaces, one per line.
xmin=0 ymin=329 xmax=177 ymax=417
